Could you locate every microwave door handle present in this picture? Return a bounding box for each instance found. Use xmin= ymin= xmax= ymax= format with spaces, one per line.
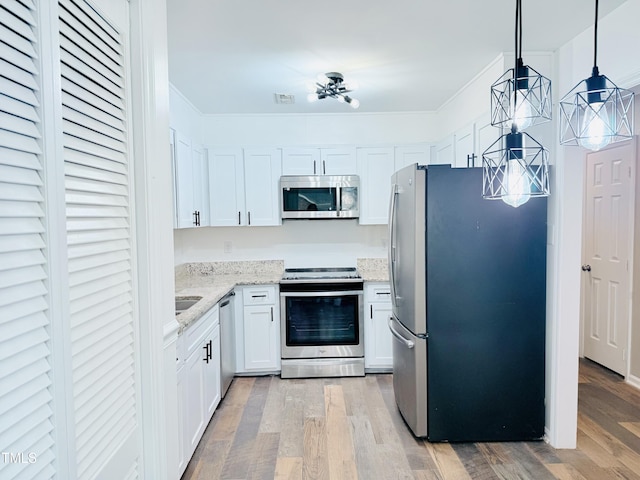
xmin=388 ymin=183 xmax=398 ymax=307
xmin=336 ymin=185 xmax=341 ymax=216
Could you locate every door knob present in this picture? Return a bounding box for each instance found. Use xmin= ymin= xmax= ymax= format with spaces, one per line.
xmin=581 ymin=264 xmax=591 ymax=272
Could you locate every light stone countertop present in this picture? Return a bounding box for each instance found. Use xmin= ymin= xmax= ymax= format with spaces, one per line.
xmin=174 ymin=260 xmax=284 ymax=333
xmin=357 ymin=257 xmax=389 ymax=282
xmin=175 ymin=258 xmax=389 ymax=333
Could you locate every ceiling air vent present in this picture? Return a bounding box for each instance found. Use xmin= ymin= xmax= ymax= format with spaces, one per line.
xmin=274 ymin=93 xmax=295 ymax=104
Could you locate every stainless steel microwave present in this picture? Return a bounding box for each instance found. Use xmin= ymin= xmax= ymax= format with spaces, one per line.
xmin=280 ymin=175 xmax=359 ymax=219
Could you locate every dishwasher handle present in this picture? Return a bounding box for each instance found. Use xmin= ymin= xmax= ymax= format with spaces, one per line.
xmin=220 ymin=291 xmax=236 ymax=308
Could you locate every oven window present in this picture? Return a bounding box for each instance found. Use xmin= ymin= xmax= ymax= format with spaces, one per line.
xmin=282 ymin=187 xmax=337 ymax=212
xmin=285 ymin=295 xmax=359 ymax=346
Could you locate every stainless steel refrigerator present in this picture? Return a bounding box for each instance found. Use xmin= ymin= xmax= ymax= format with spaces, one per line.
xmin=388 ymin=163 xmax=546 ymax=442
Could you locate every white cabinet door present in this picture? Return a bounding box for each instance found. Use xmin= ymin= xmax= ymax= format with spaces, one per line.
xmin=209 ymin=148 xmax=245 ymax=226
xmin=184 ymin=340 xmax=206 ymax=456
xmin=394 ymin=144 xmax=431 ymax=171
xmin=203 ymin=323 xmax=221 ymax=420
xmin=235 ymin=285 xmax=280 ymax=373
xmin=192 ymin=143 xmax=210 ymax=225
xmin=434 ymin=135 xmax=454 ymax=166
xmin=282 ymin=147 xmax=357 ymax=175
xmin=365 ymin=283 xmax=393 ymax=370
xmin=210 ymin=148 xmax=281 ymax=227
xmin=282 ymin=147 xmax=319 ymax=175
xmin=243 ymin=304 xmax=279 ymax=371
xmin=453 ymin=123 xmax=475 ymax=168
xmin=321 ymin=147 xmax=357 ymax=174
xmin=179 ymin=305 xmax=220 ymax=468
xmin=475 ymin=112 xmax=495 ymax=166
xmin=243 ymin=148 xmax=282 ymax=226
xmin=174 ymin=131 xmax=196 ymax=228
xmin=174 ymin=132 xmax=209 ymax=228
xmin=357 ymin=147 xmax=395 ymax=225
xmin=176 ymin=361 xmax=186 ymax=476
xmin=170 ymin=129 xmax=178 ymax=228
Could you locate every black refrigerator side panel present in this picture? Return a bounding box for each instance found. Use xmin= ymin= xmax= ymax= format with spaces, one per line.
xmin=425 ymin=166 xmax=546 ymax=442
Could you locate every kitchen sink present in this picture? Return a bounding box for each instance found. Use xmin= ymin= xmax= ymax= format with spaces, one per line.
xmin=175 ymin=296 xmax=202 ymax=315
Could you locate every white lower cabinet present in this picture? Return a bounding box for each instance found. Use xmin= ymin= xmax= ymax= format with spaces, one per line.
xmin=177 ymin=305 xmax=221 ymax=477
xmin=234 ymin=285 xmax=280 ymax=373
xmin=364 ymin=283 xmax=393 ymax=371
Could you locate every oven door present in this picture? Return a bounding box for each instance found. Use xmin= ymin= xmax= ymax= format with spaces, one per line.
xmin=280 ymin=287 xmax=364 ymax=359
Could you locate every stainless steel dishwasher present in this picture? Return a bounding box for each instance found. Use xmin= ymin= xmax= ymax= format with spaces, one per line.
xmin=219 ymin=291 xmax=235 ymax=398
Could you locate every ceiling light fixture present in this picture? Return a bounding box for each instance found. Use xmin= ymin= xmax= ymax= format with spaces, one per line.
xmin=559 ymin=0 xmax=634 ymax=151
xmin=307 ymin=72 xmax=360 ymax=109
xmin=490 ymin=0 xmax=551 ymax=130
xmin=483 ymin=0 xmax=549 ymax=208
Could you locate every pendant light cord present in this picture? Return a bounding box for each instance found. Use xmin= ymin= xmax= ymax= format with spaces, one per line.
xmin=518 ymin=0 xmax=523 ymax=59
xmin=512 ymin=0 xmax=521 ymax=131
xmin=593 ymin=0 xmax=599 ymax=69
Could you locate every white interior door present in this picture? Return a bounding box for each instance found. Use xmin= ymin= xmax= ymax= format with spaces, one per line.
xmin=582 ymin=140 xmax=636 ymax=375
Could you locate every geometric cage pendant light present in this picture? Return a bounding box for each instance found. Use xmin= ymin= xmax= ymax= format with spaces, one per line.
xmin=483 ymin=0 xmax=550 ymax=208
xmin=490 ymin=0 xmax=552 ymax=130
xmin=559 ymin=0 xmax=634 ymax=151
xmin=483 ymin=126 xmax=550 ymax=208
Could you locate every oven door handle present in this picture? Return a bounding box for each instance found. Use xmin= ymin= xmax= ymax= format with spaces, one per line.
xmin=280 ymin=290 xmax=363 ymax=297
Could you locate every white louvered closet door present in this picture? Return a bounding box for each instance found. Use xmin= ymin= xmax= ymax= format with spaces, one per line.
xmin=0 ymin=1 xmax=56 ymax=479
xmin=58 ymin=0 xmax=141 ymax=478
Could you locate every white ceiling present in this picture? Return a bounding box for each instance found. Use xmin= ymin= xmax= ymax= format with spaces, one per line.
xmin=166 ymin=0 xmax=626 ymax=115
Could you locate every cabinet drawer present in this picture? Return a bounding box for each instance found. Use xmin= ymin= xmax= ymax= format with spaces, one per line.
xmin=184 ymin=305 xmax=218 ymax=355
xmin=242 ymin=285 xmax=276 ymax=305
xmin=365 ymin=283 xmax=391 ymax=302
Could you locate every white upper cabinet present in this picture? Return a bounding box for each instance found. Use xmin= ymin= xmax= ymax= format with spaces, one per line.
xmin=435 ymin=111 xmax=493 ymax=169
xmin=209 ymin=147 xmax=282 ymax=227
xmin=433 ymin=135 xmax=454 ymax=166
xmin=474 ymin=113 xmax=495 ymax=165
xmin=243 ymin=148 xmax=282 ymax=226
xmin=282 ymin=147 xmax=357 ymax=175
xmin=281 ymin=147 xmax=319 ymax=175
xmin=208 ymin=148 xmax=245 ymax=226
xmin=174 ymin=131 xmax=195 ymax=227
xmin=453 ymin=123 xmax=475 ymax=168
xmin=192 ymin=143 xmax=210 ymax=224
xmin=394 ymin=144 xmax=431 ymax=171
xmin=320 ymin=147 xmax=357 ymax=175
xmin=173 ymin=130 xmax=210 ymax=228
xmin=357 ymin=147 xmax=395 ymax=225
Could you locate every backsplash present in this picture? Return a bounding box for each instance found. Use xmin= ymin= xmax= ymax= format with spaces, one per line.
xmin=173 ymin=221 xmax=387 ymax=267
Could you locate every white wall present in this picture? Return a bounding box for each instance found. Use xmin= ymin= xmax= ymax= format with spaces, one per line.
xmin=548 ymin=0 xmax=640 ymax=448
xmin=169 ymin=83 xmax=203 ymax=142
xmin=174 ymin=222 xmax=387 ymax=267
xmin=199 ymin=111 xmax=439 ymax=147
xmin=435 ymin=54 xmax=505 ymax=137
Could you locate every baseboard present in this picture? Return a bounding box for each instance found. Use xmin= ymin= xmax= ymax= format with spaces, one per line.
xmin=626 ymin=373 xmax=640 ymax=391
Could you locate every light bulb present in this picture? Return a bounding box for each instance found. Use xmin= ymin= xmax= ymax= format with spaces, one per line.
xmin=337 ymin=95 xmax=345 ymax=103
xmin=578 ymin=101 xmax=612 ymax=151
xmin=307 ymin=93 xmax=319 ymax=103
xmin=350 ymin=98 xmax=360 ymax=109
xmin=501 ymin=131 xmax=530 ymax=208
xmin=513 ymin=91 xmax=533 ymax=130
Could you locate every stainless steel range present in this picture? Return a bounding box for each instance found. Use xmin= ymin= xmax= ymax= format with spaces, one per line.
xmin=280 ymin=267 xmax=364 ymax=378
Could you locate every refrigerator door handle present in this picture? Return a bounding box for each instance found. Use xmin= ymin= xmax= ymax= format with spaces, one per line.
xmin=388 ymin=183 xmax=398 ymax=307
xmin=388 ymin=316 xmax=414 ymax=349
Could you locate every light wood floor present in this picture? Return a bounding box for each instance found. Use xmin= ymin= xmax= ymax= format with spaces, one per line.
xmin=181 ymin=359 xmax=640 ymax=480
